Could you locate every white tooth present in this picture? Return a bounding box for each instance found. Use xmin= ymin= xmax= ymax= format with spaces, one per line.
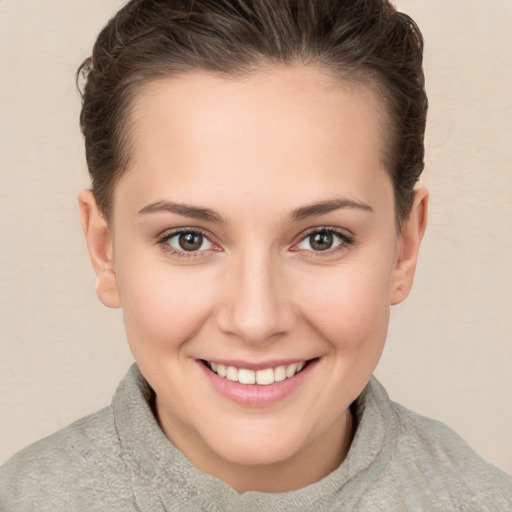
xmin=285 ymin=363 xmax=298 ymax=378
xmin=210 ymin=362 xmax=218 ymax=372
xmin=226 ymin=366 xmax=239 ymax=382
xmin=217 ymin=364 xmax=227 ymax=377
xmin=256 ymin=368 xmax=275 ymax=385
xmin=238 ymin=369 xmax=256 ymax=384
xmin=274 ymin=366 xmax=287 ymax=382
xmin=296 ymin=362 xmax=305 ymax=372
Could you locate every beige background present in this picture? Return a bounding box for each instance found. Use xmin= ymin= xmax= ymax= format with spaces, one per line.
xmin=0 ymin=0 xmax=511 ymax=473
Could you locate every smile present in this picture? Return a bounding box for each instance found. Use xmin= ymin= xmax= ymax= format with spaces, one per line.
xmin=205 ymin=361 xmax=308 ymax=385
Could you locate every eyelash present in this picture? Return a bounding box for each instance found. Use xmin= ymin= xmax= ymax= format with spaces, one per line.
xmin=157 ymin=226 xmax=355 ymax=258
xmin=157 ymin=228 xmax=218 ymax=258
xmin=293 ymin=227 xmax=355 ymax=257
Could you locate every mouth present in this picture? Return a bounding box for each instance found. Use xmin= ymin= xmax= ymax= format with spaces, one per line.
xmin=201 ymin=359 xmax=316 ymax=386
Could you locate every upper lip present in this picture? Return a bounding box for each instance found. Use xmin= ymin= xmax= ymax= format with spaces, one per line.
xmin=200 ymin=358 xmax=317 ymax=371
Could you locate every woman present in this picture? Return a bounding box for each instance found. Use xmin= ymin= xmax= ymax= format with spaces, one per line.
xmin=1 ymin=0 xmax=511 ymax=509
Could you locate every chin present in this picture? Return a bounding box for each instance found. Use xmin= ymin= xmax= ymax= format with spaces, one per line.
xmin=201 ymin=420 xmax=313 ymax=467
xmin=219 ymin=442 xmax=300 ymax=467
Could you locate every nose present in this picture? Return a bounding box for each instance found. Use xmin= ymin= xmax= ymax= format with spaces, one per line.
xmin=216 ymin=250 xmax=297 ymax=345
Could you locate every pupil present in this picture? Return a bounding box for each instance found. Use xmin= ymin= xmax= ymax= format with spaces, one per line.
xmin=311 ymin=232 xmax=333 ymax=251
xmin=179 ymin=233 xmax=203 ymax=251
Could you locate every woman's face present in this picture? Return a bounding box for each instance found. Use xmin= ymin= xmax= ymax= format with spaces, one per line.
xmin=81 ymin=65 xmax=426 ymax=491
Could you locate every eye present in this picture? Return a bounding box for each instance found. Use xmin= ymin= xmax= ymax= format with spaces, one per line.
xmin=161 ymin=230 xmax=215 ymax=253
xmin=296 ymin=228 xmax=352 ymax=252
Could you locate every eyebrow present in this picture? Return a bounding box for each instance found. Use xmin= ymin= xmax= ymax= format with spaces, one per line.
xmin=138 ymin=197 xmax=373 ymax=223
xmin=138 ymin=201 xmax=226 ymax=223
xmin=290 ymin=198 xmax=374 ymax=221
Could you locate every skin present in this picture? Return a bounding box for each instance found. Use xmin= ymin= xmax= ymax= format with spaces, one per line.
xmin=79 ymin=66 xmax=428 ymax=493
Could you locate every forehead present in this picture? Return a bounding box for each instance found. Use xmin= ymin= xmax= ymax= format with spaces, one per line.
xmin=117 ymin=66 xmax=392 ymax=214
xmin=129 ymin=66 xmax=387 ymax=151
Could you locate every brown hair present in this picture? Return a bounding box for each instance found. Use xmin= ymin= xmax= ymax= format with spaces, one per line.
xmin=78 ymin=0 xmax=427 ymax=223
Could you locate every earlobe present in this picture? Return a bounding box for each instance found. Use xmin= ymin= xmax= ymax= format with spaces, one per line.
xmin=390 ymin=186 xmax=428 ymax=305
xmin=78 ymin=190 xmax=121 ymax=309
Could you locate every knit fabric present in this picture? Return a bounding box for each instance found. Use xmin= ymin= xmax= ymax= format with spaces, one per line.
xmin=1 ymin=364 xmax=511 ymax=511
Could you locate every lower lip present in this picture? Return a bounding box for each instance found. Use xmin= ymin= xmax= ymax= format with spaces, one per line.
xmin=198 ymin=360 xmax=318 ymax=406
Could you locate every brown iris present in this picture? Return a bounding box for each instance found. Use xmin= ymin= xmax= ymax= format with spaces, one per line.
xmin=309 ymin=231 xmax=334 ymax=251
xmin=179 ymin=232 xmax=204 ymax=251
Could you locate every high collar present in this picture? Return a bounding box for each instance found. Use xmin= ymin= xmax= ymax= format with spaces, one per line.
xmin=112 ymin=363 xmax=397 ymax=511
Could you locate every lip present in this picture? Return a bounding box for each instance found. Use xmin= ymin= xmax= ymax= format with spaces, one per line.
xmin=198 ymin=358 xmax=319 ymax=406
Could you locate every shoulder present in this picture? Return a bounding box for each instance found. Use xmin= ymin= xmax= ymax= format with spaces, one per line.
xmin=0 ymin=406 xmax=131 ymax=512
xmin=377 ymin=383 xmax=512 ymax=509
xmin=350 ymin=378 xmax=512 ymax=510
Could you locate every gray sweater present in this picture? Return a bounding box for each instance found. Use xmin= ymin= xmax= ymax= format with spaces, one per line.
xmin=1 ymin=364 xmax=511 ymax=511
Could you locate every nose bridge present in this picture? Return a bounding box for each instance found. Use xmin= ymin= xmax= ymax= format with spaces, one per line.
xmin=218 ymin=245 xmax=295 ymax=343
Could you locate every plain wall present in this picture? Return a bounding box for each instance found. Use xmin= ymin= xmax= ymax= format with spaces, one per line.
xmin=0 ymin=0 xmax=511 ymax=473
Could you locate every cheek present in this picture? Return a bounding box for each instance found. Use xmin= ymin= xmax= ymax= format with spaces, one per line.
xmin=296 ymin=252 xmax=396 ymax=352
xmin=115 ymin=257 xmax=217 ymax=352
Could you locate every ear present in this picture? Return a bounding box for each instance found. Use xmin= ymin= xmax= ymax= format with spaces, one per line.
xmin=390 ymin=186 xmax=428 ymax=305
xmin=78 ymin=189 xmax=121 ymax=309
